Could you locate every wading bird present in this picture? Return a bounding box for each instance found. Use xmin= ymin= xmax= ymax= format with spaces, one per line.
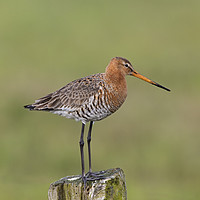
xmin=24 ymin=57 xmax=170 ymax=185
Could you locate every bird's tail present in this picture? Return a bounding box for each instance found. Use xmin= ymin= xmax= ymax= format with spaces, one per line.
xmin=24 ymin=93 xmax=55 ymax=111
xmin=24 ymin=104 xmax=35 ymax=110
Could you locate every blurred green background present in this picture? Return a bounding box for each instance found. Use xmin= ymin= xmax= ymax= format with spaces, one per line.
xmin=1 ymin=0 xmax=200 ymax=199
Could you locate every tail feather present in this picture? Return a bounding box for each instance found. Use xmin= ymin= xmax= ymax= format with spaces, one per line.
xmin=24 ymin=104 xmax=35 ymax=110
xmin=24 ymin=93 xmax=55 ymax=111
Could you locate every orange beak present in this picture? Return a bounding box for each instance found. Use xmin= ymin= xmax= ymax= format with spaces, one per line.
xmin=131 ymin=70 xmax=171 ymax=92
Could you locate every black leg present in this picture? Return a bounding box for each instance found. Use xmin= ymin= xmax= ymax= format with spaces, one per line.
xmin=87 ymin=121 xmax=93 ymax=173
xmin=85 ymin=121 xmax=105 ymax=181
xmin=79 ymin=123 xmax=86 ymax=185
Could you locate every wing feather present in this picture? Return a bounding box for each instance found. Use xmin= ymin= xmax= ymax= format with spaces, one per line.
xmin=26 ymin=73 xmax=105 ymax=111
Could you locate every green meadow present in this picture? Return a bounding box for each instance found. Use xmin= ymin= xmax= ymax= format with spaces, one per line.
xmin=1 ymin=0 xmax=200 ymax=199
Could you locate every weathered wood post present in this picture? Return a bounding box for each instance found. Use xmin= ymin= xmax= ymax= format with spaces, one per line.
xmin=48 ymin=168 xmax=127 ymax=200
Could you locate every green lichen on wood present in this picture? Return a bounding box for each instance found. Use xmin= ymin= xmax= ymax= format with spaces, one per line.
xmin=48 ymin=168 xmax=127 ymax=200
xmin=105 ymin=171 xmax=127 ymax=200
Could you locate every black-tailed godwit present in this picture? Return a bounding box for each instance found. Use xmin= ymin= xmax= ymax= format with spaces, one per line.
xmin=24 ymin=57 xmax=170 ymax=185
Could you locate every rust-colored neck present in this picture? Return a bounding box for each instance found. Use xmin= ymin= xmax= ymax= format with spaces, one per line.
xmin=105 ymin=62 xmax=127 ymax=110
xmin=105 ymin=63 xmax=126 ymax=88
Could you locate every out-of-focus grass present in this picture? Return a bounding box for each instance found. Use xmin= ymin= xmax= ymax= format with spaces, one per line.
xmin=0 ymin=0 xmax=200 ymax=199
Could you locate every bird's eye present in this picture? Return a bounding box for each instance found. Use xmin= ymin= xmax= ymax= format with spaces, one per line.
xmin=124 ymin=63 xmax=129 ymax=67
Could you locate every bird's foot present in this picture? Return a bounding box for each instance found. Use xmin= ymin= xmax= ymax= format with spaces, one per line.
xmin=85 ymin=171 xmax=106 ymax=181
xmin=82 ymin=176 xmax=87 ymax=190
xmin=81 ymin=171 xmax=107 ymax=188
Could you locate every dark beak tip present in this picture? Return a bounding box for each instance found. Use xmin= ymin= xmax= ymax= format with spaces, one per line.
xmin=160 ymin=85 xmax=171 ymax=92
xmin=163 ymin=86 xmax=171 ymax=92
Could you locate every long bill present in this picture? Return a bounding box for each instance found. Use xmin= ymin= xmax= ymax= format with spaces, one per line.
xmin=131 ymin=70 xmax=171 ymax=92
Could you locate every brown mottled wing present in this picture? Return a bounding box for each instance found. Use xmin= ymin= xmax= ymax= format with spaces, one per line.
xmin=27 ymin=73 xmax=104 ymax=111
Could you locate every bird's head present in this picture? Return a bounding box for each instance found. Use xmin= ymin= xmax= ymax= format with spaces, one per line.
xmin=108 ymin=57 xmax=170 ymax=92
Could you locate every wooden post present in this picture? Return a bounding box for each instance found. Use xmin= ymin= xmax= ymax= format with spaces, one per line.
xmin=48 ymin=168 xmax=127 ymax=200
